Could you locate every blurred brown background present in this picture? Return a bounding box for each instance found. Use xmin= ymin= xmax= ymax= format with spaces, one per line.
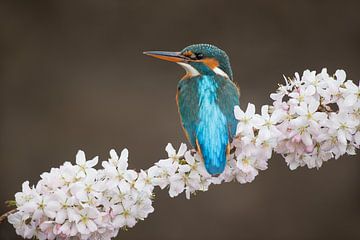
xmin=0 ymin=0 xmax=359 ymax=239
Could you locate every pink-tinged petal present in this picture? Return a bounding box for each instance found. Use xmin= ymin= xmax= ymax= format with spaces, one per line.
xmin=291 ymin=134 xmax=302 ymax=143
xmin=165 ymin=143 xmax=176 ymax=156
xmin=86 ymin=156 xmax=98 ymax=168
xmin=355 ymin=132 xmax=360 ymax=145
xmin=45 ymin=201 xmax=61 ymax=218
xmin=295 ymin=103 xmax=307 ymax=116
xmin=75 ymin=191 xmax=88 ymax=202
xmin=76 ymin=222 xmax=88 ymax=234
xmin=184 ymin=151 xmax=195 ymax=165
xmin=135 ymin=179 xmax=145 ymax=191
xmin=289 ymin=92 xmax=299 ymax=99
xmin=19 ymin=202 xmax=37 ymax=214
xmin=270 ymin=92 xmax=282 ymax=101
xmin=58 ymin=221 xmax=71 ymax=235
xmin=252 ymin=114 xmax=265 ymax=127
xmin=305 ymin=144 xmax=314 ymax=153
xmin=67 ymin=208 xmax=80 ymax=223
xmin=109 ymin=149 xmax=119 ymax=160
xmin=308 ymin=101 xmax=320 ymax=113
xmin=289 ymin=161 xmax=299 ymax=170
xmin=75 ymin=150 xmax=86 ymax=165
xmin=119 ymin=148 xmax=129 ymax=162
xmin=246 ymin=103 xmax=256 ymax=116
xmin=125 ymin=170 xmax=138 ymax=181
xmin=55 ymin=210 xmax=67 ymax=224
xmin=21 ymin=181 xmax=31 ymax=193
xmin=125 ymin=216 xmax=137 ymax=228
xmin=177 ymin=143 xmax=187 ymax=156
xmin=234 ymin=105 xmax=244 ymax=119
xmin=337 ymin=131 xmax=347 ymax=145
xmin=179 ymin=164 xmax=191 ymax=173
xmin=113 ymin=215 xmax=125 ymax=228
xmin=147 ymin=165 xmax=160 ymax=177
xmin=236 ymin=123 xmax=244 ymax=134
xmin=305 ymin=85 xmax=316 ymax=96
xmin=335 ymin=69 xmax=346 ymax=82
xmin=86 ymin=207 xmax=99 ymax=219
xmin=69 ymin=182 xmax=83 ymax=196
xmin=258 ymin=128 xmax=271 ymax=141
xmin=111 ymin=204 xmax=124 ymax=215
xmin=237 ymin=161 xmax=253 ymax=173
xmin=301 ymin=132 xmax=313 ymax=146
xmin=118 ymin=180 xmax=131 ymax=193
xmin=343 ymin=94 xmax=357 ymax=106
xmin=86 ymin=220 xmax=97 ymax=232
xmin=169 ymin=182 xmax=184 ymax=198
xmin=39 ymin=221 xmax=54 ymax=233
xmin=153 ymin=178 xmax=168 ymax=189
xmin=117 ymin=158 xmax=129 ymax=170
xmin=313 ymin=112 xmax=327 ymax=122
xmin=270 ymin=109 xmax=285 ymax=123
xmin=344 ymin=80 xmax=357 ymax=91
xmin=53 ymin=190 xmax=67 ymax=203
xmin=261 ymin=105 xmax=269 ymax=118
xmin=185 ymin=189 xmax=191 ymax=199
xmin=70 ymin=222 xmax=78 ymax=236
xmin=320 ymin=68 xmax=329 ymax=78
xmin=290 ymin=117 xmax=306 ymax=128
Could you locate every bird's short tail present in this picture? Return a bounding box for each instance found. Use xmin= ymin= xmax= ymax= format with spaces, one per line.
xmin=196 ymin=138 xmax=228 ymax=175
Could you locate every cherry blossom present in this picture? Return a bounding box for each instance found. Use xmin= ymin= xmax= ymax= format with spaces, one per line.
xmin=5 ymin=68 xmax=359 ymax=240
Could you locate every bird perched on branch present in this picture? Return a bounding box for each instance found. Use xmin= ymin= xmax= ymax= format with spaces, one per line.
xmin=144 ymin=44 xmax=240 ymax=175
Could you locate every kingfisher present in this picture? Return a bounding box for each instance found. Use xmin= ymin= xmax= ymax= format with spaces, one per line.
xmin=144 ymin=44 xmax=240 ymax=175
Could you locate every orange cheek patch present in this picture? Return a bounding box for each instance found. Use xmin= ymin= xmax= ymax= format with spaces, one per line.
xmin=201 ymin=58 xmax=219 ymax=69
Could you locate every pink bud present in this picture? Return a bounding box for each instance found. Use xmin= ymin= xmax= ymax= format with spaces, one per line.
xmin=110 ymin=209 xmax=115 ymax=218
xmin=282 ymin=102 xmax=289 ymax=111
xmin=305 ymin=144 xmax=314 ymax=153
xmin=291 ymin=134 xmax=302 ymax=143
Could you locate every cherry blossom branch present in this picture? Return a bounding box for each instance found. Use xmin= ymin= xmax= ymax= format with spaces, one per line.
xmin=0 ymin=209 xmax=16 ymax=224
xmin=2 ymin=69 xmax=359 ymax=240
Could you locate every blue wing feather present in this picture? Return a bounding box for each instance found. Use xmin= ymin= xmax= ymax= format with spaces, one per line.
xmin=177 ymin=78 xmax=199 ymax=147
xmin=216 ymin=76 xmax=240 ymax=138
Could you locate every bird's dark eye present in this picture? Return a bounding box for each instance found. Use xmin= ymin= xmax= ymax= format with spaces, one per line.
xmin=196 ymin=53 xmax=204 ymax=59
xmin=182 ymin=51 xmax=204 ymax=60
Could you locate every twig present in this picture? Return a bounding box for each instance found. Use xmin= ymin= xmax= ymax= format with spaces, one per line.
xmin=0 ymin=209 xmax=17 ymax=224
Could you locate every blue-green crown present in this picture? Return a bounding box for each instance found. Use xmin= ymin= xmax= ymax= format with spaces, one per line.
xmin=181 ymin=44 xmax=233 ymax=80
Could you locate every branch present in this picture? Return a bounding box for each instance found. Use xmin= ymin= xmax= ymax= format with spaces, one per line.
xmin=0 ymin=209 xmax=16 ymax=224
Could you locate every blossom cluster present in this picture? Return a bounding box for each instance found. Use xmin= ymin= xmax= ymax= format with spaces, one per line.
xmin=8 ymin=150 xmax=154 ymax=240
xmin=229 ymin=103 xmax=282 ymax=182
xmin=270 ymin=69 xmax=360 ymax=169
xmin=6 ymin=69 xmax=359 ymax=240
xmin=150 ymin=143 xmax=213 ymax=199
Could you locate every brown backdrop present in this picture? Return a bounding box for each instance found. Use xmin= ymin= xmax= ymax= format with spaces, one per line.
xmin=0 ymin=0 xmax=359 ymax=239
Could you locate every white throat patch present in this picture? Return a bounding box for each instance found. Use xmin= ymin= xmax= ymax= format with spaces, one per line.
xmin=177 ymin=62 xmax=200 ymax=77
xmin=213 ymin=67 xmax=230 ymax=79
xmin=177 ymin=62 xmax=230 ymax=79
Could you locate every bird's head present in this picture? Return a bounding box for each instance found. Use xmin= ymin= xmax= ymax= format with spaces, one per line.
xmin=144 ymin=44 xmax=233 ymax=80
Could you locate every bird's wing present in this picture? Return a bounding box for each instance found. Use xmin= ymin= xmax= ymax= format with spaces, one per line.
xmin=216 ymin=76 xmax=240 ymax=138
xmin=176 ymin=78 xmax=199 ymax=147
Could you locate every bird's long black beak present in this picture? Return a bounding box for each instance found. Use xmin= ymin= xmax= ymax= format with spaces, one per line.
xmin=143 ymin=51 xmax=188 ymax=62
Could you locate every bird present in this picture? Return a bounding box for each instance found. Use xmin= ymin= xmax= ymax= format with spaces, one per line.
xmin=144 ymin=44 xmax=240 ymax=175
